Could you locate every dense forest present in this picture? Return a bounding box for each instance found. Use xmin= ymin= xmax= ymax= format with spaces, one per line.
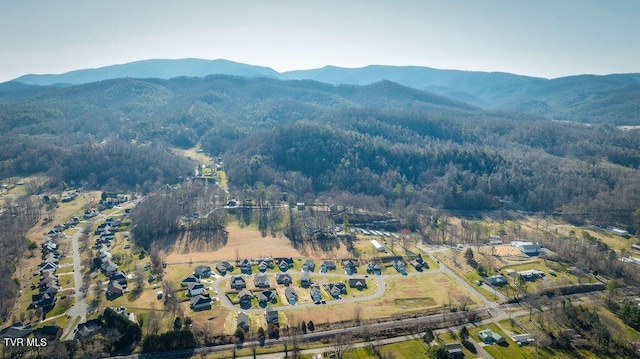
xmin=0 ymin=75 xmax=639 ymax=234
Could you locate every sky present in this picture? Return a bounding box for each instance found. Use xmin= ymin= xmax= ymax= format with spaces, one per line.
xmin=1 ymin=0 xmax=639 ymax=82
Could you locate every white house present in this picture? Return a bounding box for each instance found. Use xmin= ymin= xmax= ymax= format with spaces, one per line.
xmin=371 ymin=239 xmax=385 ymax=252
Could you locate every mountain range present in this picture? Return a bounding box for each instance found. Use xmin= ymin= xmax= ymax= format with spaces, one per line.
xmin=7 ymin=58 xmax=640 ymax=124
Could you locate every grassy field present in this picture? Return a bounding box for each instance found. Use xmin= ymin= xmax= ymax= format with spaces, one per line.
xmin=284 ymin=272 xmax=479 ymax=326
xmin=378 ymin=339 xmax=428 ymax=358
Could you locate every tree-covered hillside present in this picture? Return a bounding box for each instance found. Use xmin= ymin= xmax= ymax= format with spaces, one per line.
xmin=1 ymin=75 xmax=639 ymax=231
xmin=9 ymin=58 xmax=640 ymax=124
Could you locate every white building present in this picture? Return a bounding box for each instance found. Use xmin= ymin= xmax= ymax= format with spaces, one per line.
xmin=371 ymin=239 xmax=386 ymax=252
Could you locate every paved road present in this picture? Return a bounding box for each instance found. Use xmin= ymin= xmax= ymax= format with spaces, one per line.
xmin=61 ymin=228 xmax=88 ymax=340
xmin=110 ymin=306 xmax=491 ymax=359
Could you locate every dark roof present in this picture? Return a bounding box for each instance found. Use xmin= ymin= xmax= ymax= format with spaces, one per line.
xmin=276 ymin=272 xmax=292 ymax=284
xmin=33 ymin=325 xmax=62 ymax=339
xmin=257 ymin=289 xmax=277 ymax=302
xmin=266 ymin=307 xmax=279 ymax=324
xmin=348 ymin=278 xmax=367 ymax=288
xmin=237 ymin=312 xmax=249 ymax=329
xmin=190 ymin=294 xmax=212 ymax=306
xmin=194 ymin=265 xmax=211 ymax=275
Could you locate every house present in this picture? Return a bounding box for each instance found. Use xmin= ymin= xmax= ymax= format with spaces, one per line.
xmin=320 ymin=260 xmax=336 ymax=272
xmin=348 ymin=278 xmax=367 ymax=290
xmin=237 ymin=312 xmax=250 ymax=332
xmin=392 ymin=260 xmax=407 ymax=275
xmin=276 ymin=273 xmax=292 ymax=286
xmin=40 ymin=261 xmax=58 ymax=272
xmin=74 ymin=319 xmax=103 ymax=341
xmin=101 ymin=260 xmax=118 ymax=276
xmin=39 ymin=275 xmax=58 ymax=289
xmin=371 ymin=239 xmax=386 ymax=252
xmin=256 ymin=258 xmax=274 ymax=269
xmin=113 ymin=306 xmax=138 ymax=323
xmin=300 ymin=272 xmax=311 ymax=288
xmin=43 ymin=253 xmax=59 ymax=265
xmin=254 ymin=273 xmax=270 ymax=288
xmin=478 ymin=329 xmax=506 ymax=344
xmin=486 ymin=275 xmax=507 ymax=286
xmin=310 ymin=285 xmax=322 ymax=304
xmin=33 ymin=325 xmax=63 ymax=340
xmin=194 ymin=265 xmax=212 ymax=278
xmin=230 ymin=276 xmax=247 ymax=290
xmin=302 ymin=259 xmax=315 ymax=272
xmin=611 ymin=227 xmax=631 ymax=238
xmin=326 ymin=282 xmax=347 ymax=299
xmin=187 ymin=283 xmax=206 ymax=297
xmin=110 ymin=271 xmax=128 ymax=285
xmin=266 ymin=307 xmax=279 ymax=326
xmin=519 ymin=243 xmax=541 ymax=256
xmin=238 ymin=289 xmax=253 ymax=308
xmin=284 ymin=287 xmax=298 ymax=305
xmin=239 ymin=259 xmax=252 ymax=274
xmin=216 ymin=261 xmax=234 ymax=275
xmin=518 ymin=269 xmax=545 ymax=280
xmin=39 ymin=281 xmax=59 ymax=295
xmin=366 ymin=262 xmax=381 ymax=275
xmin=258 ymin=261 xmax=269 ymax=272
xmin=0 ymin=322 xmax=32 ymax=339
xmin=190 ymin=294 xmax=212 ymax=311
xmin=278 ymin=259 xmax=291 ymax=272
xmin=181 ymin=275 xmax=200 ymax=287
xmin=107 ymin=281 xmax=124 ymax=300
xmin=256 ymin=290 xmax=278 ymax=305
xmin=511 ymin=333 xmax=535 ymax=346
xmin=444 ymin=343 xmax=463 ymax=358
xmin=31 ymin=293 xmax=55 ymax=311
xmin=343 ymin=259 xmax=357 ymax=275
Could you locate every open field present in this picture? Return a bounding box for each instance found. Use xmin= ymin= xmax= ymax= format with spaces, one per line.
xmin=377 ymin=339 xmax=428 ymax=359
xmin=164 ymin=221 xmax=306 ymax=264
xmin=284 ymin=272 xmax=479 ymax=325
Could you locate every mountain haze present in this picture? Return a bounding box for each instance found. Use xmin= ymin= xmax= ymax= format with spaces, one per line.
xmin=13 ymin=58 xmax=279 ymax=86
xmin=7 ymin=58 xmax=640 ymax=124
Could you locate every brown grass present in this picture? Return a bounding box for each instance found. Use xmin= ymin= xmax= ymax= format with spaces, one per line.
xmin=164 ymin=222 xmax=304 ymax=264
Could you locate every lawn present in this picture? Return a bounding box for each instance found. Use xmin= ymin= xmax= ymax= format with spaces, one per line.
xmin=378 ymin=339 xmax=428 ymax=359
xmin=468 ymin=322 xmax=536 ymax=359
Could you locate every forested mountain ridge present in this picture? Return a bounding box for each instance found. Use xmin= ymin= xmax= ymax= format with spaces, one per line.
xmin=12 ymin=58 xmax=279 ymax=86
xmin=8 ymin=58 xmax=640 ymax=124
xmin=1 ymin=75 xmax=640 ymax=232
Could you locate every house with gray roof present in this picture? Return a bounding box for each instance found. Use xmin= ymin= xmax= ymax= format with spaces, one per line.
xmin=254 ymin=273 xmax=270 ymax=288
xmin=300 ymin=271 xmax=311 ymax=288
xmin=310 ymin=285 xmax=322 ymax=304
xmin=266 ymin=307 xmax=279 ymax=326
xmin=256 ymin=289 xmax=277 ymax=306
xmin=284 ymin=287 xmax=298 ymax=305
xmin=237 ymin=312 xmax=249 ymax=332
xmin=230 ymin=276 xmax=246 ymax=290
xmin=276 ymin=272 xmax=292 ymax=286
xmin=190 ymin=294 xmax=212 ymax=311
xmin=194 ymin=265 xmax=211 ymax=278
xmin=216 ymin=261 xmax=234 ymax=275
xmin=302 ymin=259 xmax=315 ymax=272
